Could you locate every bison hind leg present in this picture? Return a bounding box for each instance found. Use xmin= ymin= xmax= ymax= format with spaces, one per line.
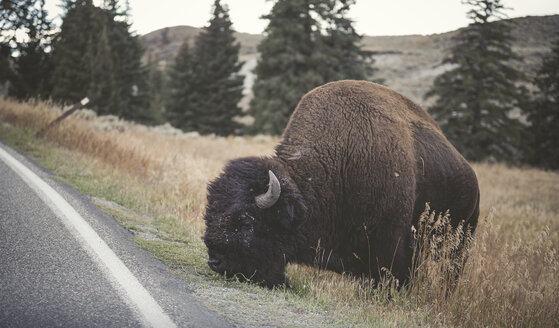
xmin=367 ymin=225 xmax=416 ymax=289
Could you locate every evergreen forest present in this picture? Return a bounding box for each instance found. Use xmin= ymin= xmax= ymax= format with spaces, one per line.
xmin=1 ymin=0 xmax=558 ymax=168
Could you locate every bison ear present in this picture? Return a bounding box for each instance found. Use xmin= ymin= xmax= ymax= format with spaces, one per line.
xmin=277 ymin=189 xmax=307 ymax=231
xmin=274 ymin=204 xmax=295 ymax=230
xmin=254 ymin=166 xmax=306 ymax=231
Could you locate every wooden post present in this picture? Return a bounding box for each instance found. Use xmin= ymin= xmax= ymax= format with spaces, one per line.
xmin=36 ymin=97 xmax=89 ymax=137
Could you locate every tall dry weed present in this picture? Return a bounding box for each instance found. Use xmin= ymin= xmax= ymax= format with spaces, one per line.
xmin=0 ymin=98 xmax=155 ymax=177
xmin=408 ymin=205 xmax=559 ymax=327
xmin=408 ymin=204 xmax=473 ymax=300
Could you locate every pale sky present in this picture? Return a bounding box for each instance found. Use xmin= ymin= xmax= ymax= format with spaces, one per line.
xmin=45 ymin=0 xmax=559 ymax=36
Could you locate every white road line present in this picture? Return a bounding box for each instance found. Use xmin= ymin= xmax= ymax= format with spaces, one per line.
xmin=0 ymin=146 xmax=176 ymax=328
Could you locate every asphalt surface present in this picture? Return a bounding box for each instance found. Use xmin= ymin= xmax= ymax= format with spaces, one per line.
xmin=0 ymin=142 xmax=231 ymax=327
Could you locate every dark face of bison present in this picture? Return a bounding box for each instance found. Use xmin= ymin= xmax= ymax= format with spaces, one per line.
xmin=203 ymin=158 xmax=306 ymax=288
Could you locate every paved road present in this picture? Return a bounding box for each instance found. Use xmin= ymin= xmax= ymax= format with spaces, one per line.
xmin=0 ymin=143 xmax=230 ymax=327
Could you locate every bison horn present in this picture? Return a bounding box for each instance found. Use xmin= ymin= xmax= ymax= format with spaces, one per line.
xmin=255 ymin=170 xmax=281 ymax=209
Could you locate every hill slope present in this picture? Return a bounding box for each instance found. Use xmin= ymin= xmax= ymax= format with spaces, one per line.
xmin=141 ymin=15 xmax=559 ymax=108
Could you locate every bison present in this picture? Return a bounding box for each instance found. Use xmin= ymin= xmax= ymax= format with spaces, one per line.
xmin=204 ymin=80 xmax=479 ymax=288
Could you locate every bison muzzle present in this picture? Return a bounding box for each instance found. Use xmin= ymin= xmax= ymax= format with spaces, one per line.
xmin=204 ymin=80 xmax=480 ymax=288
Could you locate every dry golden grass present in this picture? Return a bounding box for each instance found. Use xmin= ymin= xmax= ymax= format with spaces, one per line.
xmin=0 ymin=97 xmax=276 ymax=236
xmin=1 ymin=97 xmax=558 ymax=327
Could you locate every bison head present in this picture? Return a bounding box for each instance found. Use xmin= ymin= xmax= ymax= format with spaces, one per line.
xmin=203 ymin=157 xmax=307 ymax=288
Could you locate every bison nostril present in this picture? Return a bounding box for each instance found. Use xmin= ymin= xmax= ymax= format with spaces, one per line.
xmin=208 ymin=258 xmax=222 ymax=271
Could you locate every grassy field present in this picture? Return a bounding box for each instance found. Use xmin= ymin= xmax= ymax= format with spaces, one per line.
xmin=1 ymin=97 xmax=558 ymax=327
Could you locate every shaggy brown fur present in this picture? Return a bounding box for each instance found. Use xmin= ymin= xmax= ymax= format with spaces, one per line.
xmin=204 ymin=80 xmax=479 ymax=287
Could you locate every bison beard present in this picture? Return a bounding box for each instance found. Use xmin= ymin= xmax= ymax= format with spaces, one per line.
xmin=204 ymin=80 xmax=480 ymax=288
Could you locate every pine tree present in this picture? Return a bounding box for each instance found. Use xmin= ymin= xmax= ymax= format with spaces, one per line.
xmin=0 ymin=44 xmax=16 ymax=87
xmin=166 ymin=0 xmax=244 ymax=135
xmin=12 ymin=40 xmax=53 ymax=99
xmin=248 ymin=0 xmax=375 ymax=135
xmin=526 ymin=35 xmax=559 ymax=170
xmin=166 ymin=38 xmax=197 ymax=130
xmin=145 ymin=53 xmax=166 ymax=125
xmin=0 ymin=0 xmax=53 ymax=99
xmin=315 ymin=0 xmax=375 ymax=82
xmin=248 ymin=0 xmax=324 ymax=135
xmin=103 ymin=1 xmax=152 ymax=123
xmin=425 ymin=0 xmax=527 ymax=162
xmin=50 ymin=0 xmax=106 ymax=103
xmin=86 ymin=24 xmax=117 ymax=116
xmin=50 ymin=0 xmax=153 ymax=123
xmin=190 ymin=0 xmax=244 ymax=135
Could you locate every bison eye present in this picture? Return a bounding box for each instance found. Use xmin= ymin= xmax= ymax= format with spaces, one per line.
xmin=225 ymin=214 xmax=251 ymax=232
xmin=237 ymin=213 xmax=256 ymax=225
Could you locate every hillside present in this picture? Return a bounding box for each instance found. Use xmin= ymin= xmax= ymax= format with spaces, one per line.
xmin=141 ymin=25 xmax=263 ymax=62
xmin=141 ymin=15 xmax=559 ymax=108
